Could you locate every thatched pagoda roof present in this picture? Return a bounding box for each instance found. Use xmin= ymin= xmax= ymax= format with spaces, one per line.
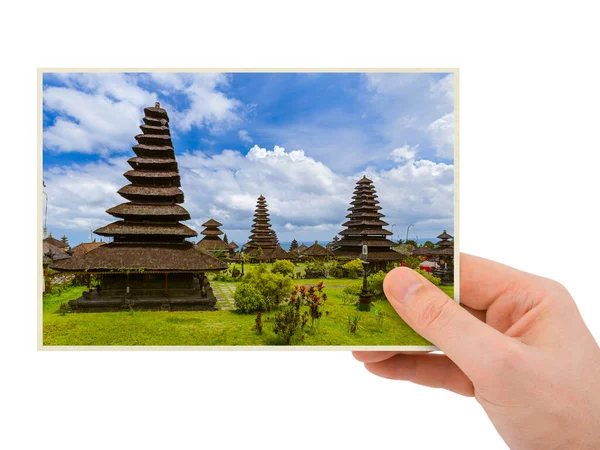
xmin=412 ymin=246 xmax=454 ymax=257
xmin=196 ymin=237 xmax=230 ymax=251
xmin=51 ymin=243 xmax=224 ymax=272
xmin=106 ymin=203 xmax=191 ymax=221
xmin=202 ymin=218 xmax=223 ymax=228
xmin=95 ymin=221 xmax=197 ymax=237
xmin=246 ymin=195 xmax=277 ymax=251
xmin=334 ymin=175 xmax=402 ymax=262
xmin=296 ymin=243 xmax=308 ymax=254
xmin=228 ymin=241 xmax=239 ymax=249
xmin=303 ymin=241 xmax=334 ymax=257
xmin=43 ymin=234 xmax=68 ymax=249
xmin=437 ymin=230 xmax=453 ymax=240
xmin=255 ymin=245 xmax=291 ymax=261
xmin=50 ymin=103 xmax=226 ymax=273
xmin=43 ymin=241 xmax=71 ymax=265
xmin=71 ymin=241 xmax=105 ymax=256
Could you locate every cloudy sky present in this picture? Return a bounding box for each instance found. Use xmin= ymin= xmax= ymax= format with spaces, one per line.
xmin=42 ymin=72 xmax=455 ymax=247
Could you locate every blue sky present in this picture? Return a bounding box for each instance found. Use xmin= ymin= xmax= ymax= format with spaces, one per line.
xmin=42 ymin=72 xmax=455 ymax=247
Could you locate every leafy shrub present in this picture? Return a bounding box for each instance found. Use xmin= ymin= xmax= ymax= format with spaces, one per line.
xmin=328 ymin=263 xmax=344 ymax=278
xmin=385 ymin=262 xmax=399 ymax=272
xmin=234 ymin=284 xmax=266 ymax=313
xmin=403 ymin=255 xmax=422 ymax=270
xmin=271 ymin=260 xmax=295 ymax=277
xmin=342 ymin=259 xmax=364 ymax=278
xmin=305 ymin=260 xmax=327 ymax=278
xmin=367 ymin=270 xmax=387 ymax=299
xmin=231 ymin=266 xmax=241 ymax=278
xmin=213 ymin=269 xmax=242 ymax=282
xmin=273 ymin=306 xmax=302 ymax=344
xmin=416 ymin=268 xmax=441 ymax=286
xmin=340 ymin=285 xmax=361 ymax=304
xmin=241 ymin=265 xmax=294 ymax=309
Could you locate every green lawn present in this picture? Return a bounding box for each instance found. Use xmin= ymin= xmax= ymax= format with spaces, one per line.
xmin=42 ymin=271 xmax=454 ymax=347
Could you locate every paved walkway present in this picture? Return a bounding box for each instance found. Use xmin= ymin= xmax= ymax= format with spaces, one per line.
xmin=213 ymin=282 xmax=237 ymax=310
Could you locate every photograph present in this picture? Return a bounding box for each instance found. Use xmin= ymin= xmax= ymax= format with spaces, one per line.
xmin=40 ymin=70 xmax=457 ymax=347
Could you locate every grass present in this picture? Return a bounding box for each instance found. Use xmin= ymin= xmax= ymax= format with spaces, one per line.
xmin=42 ymin=268 xmax=454 ymax=347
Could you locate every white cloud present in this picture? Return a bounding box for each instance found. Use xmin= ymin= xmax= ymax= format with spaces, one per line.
xmin=44 ymin=145 xmax=453 ymax=245
xmin=238 ymin=129 xmax=253 ymax=143
xmin=43 ymin=73 xmax=243 ymax=154
xmin=428 ymin=112 xmax=454 ymax=159
xmin=389 ymin=145 xmax=418 ymax=162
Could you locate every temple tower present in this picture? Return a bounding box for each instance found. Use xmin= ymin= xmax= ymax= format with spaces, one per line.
xmin=51 ymin=103 xmax=227 ymax=311
xmin=334 ymin=176 xmax=402 ymax=269
xmin=196 ymin=219 xmax=229 ymax=253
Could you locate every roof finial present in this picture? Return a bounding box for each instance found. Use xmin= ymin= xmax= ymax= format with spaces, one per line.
xmin=155 ymin=101 xmax=160 ymax=108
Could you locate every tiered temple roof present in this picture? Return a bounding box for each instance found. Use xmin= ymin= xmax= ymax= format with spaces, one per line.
xmin=246 ymin=195 xmax=290 ymax=260
xmin=327 ymin=235 xmax=340 ymax=250
xmin=196 ymin=218 xmax=229 ymax=251
xmin=334 ymin=176 xmax=402 ymax=262
xmin=43 ymin=233 xmax=68 ymax=250
xmin=247 ymin=195 xmax=277 ymax=252
xmin=413 ymin=230 xmax=454 ymax=258
xmin=51 ymin=104 xmax=226 ymax=273
xmin=437 ymin=230 xmax=454 ymax=248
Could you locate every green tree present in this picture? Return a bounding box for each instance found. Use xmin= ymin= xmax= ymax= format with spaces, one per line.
xmin=403 ymin=255 xmax=422 ymax=269
xmin=241 ymin=264 xmax=293 ymax=309
xmin=223 ymin=233 xmax=229 ymax=244
xmin=272 ymin=259 xmax=295 ymax=277
xmin=342 ymin=258 xmax=364 ymax=278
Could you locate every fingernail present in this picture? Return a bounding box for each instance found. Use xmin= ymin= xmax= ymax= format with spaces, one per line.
xmin=387 ymin=270 xmax=423 ymax=303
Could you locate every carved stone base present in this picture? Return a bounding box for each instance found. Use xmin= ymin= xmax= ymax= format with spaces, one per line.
xmin=69 ymin=289 xmax=218 ymax=312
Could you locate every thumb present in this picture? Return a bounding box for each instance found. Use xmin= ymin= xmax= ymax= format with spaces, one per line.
xmin=384 ymin=267 xmax=510 ymax=376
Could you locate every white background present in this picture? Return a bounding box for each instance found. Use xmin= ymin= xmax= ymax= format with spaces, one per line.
xmin=2 ymin=1 xmax=599 ymax=449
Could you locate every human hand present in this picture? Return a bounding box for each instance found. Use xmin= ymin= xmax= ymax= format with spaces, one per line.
xmin=353 ymin=254 xmax=600 ymax=449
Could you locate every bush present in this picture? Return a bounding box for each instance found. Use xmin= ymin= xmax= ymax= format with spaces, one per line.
xmin=234 ymin=284 xmax=266 ymax=313
xmin=328 ymin=263 xmax=344 ymax=278
xmin=416 ymin=268 xmax=441 ymax=286
xmin=273 ymin=306 xmax=302 ymax=344
xmin=342 ymin=258 xmax=364 ymax=278
xmin=213 ymin=269 xmax=241 ymax=282
xmin=241 ymin=265 xmax=294 ymax=309
xmin=305 ymin=260 xmax=327 ymax=278
xmin=367 ymin=270 xmax=387 ymax=299
xmin=341 ymin=285 xmax=361 ymax=304
xmin=403 ymin=255 xmax=422 ymax=270
xmin=271 ymin=260 xmax=295 ymax=277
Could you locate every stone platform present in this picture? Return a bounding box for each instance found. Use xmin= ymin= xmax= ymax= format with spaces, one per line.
xmin=68 ymin=288 xmax=218 ymax=312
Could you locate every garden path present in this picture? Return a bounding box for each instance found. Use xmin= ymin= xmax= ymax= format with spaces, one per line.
xmin=213 ymin=282 xmax=237 ymax=310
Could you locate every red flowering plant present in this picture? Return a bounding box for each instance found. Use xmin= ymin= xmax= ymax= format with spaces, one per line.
xmin=292 ymin=281 xmax=327 ymax=329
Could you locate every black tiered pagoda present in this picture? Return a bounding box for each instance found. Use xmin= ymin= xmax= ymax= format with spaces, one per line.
xmin=246 ymin=195 xmax=290 ymax=260
xmin=246 ymin=195 xmax=277 ymax=252
xmin=196 ymin=218 xmax=229 ymax=253
xmin=334 ymin=176 xmax=402 ymax=269
xmin=51 ymin=103 xmax=227 ymax=311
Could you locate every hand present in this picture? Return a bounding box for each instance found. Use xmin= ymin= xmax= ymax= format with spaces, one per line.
xmin=353 ymin=254 xmax=600 ymax=449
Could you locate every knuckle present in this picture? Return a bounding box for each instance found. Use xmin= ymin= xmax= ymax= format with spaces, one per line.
xmin=490 ymin=340 xmax=525 ymax=371
xmin=414 ymin=295 xmax=455 ymax=331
